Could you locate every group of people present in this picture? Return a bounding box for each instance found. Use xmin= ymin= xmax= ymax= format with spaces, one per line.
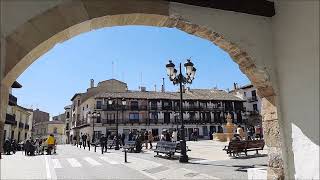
xmin=2 ymin=134 xmax=57 ymax=156
xmin=232 ymin=125 xmax=263 ymax=141
xmin=3 ymin=139 xmax=19 ymax=155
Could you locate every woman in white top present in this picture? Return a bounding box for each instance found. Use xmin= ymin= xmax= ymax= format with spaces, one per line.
xmin=172 ymin=130 xmax=178 ymax=142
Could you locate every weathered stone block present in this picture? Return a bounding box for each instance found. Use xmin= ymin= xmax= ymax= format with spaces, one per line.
xmin=268 ymin=147 xmax=284 ymax=169
xmin=57 ymin=1 xmax=89 ymax=26
xmin=4 ymin=37 xmax=28 ymax=75
xmin=29 ymin=6 xmax=71 ymax=40
xmin=261 ymin=96 xmax=278 ymax=121
xmin=262 ymin=119 xmax=281 ymax=147
xmin=7 ymin=22 xmax=43 ymax=53
xmin=267 ymin=167 xmax=285 ymax=180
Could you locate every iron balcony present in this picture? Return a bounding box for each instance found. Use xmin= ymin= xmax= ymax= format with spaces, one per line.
xmin=8 ymin=94 xmax=17 ymax=106
xmin=5 ymin=113 xmax=17 ymax=125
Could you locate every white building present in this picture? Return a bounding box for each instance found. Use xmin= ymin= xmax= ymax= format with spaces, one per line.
xmin=230 ymin=84 xmax=262 ymax=127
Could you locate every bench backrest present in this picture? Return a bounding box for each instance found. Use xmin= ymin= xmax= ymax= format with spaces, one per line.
xmin=125 ymin=141 xmax=136 ymax=146
xmin=245 ymin=140 xmax=265 ymax=149
xmin=156 ymin=141 xmax=177 ymax=150
xmin=228 ymin=141 xmax=247 ymax=150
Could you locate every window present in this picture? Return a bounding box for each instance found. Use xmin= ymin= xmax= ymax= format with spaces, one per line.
xmin=130 ymin=101 xmax=139 ymax=110
xmin=96 ymin=116 xmax=101 ymax=123
xmin=189 ymin=101 xmax=195 ymax=107
xmin=202 ymin=126 xmax=208 ymax=136
xmin=77 ymin=100 xmax=80 ymax=107
xmin=66 ymin=112 xmax=70 ymax=118
xmin=189 ymin=112 xmax=195 ymax=120
xmin=82 ymin=107 xmax=84 ymax=110
xmin=253 ymin=104 xmax=258 ymax=112
xmin=129 ymin=113 xmax=139 ymax=122
xmin=200 ymin=102 xmax=206 ymax=108
xmin=244 ymin=92 xmax=247 ymax=97
xmin=86 ymin=104 xmax=88 ymax=108
xmin=164 ymin=112 xmax=170 ymax=123
xmin=96 ymin=101 xmax=102 ymax=109
xmin=151 ymin=112 xmax=158 ymax=120
xmin=150 ymin=101 xmax=157 ymax=110
xmin=251 ymin=90 xmax=257 ymax=101
xmin=162 ymin=101 xmax=172 ymax=110
xmin=53 ymin=127 xmax=58 ymax=134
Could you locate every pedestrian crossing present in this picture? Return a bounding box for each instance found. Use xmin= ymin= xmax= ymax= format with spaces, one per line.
xmin=66 ymin=158 xmax=82 ymax=167
xmin=48 ymin=154 xmax=219 ymax=179
xmin=51 ymin=156 xmax=122 ymax=169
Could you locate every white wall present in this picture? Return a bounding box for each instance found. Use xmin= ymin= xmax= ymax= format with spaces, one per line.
xmin=273 ymin=1 xmax=319 ymax=179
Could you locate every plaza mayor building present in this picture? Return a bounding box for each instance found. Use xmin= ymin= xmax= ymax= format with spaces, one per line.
xmin=69 ymin=79 xmax=245 ymax=142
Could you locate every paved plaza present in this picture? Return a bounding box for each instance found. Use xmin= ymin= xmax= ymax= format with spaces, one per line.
xmin=1 ymin=140 xmax=267 ymax=179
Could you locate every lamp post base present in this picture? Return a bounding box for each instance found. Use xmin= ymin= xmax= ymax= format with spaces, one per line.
xmin=179 ymin=154 xmax=189 ymax=163
xmin=179 ymin=139 xmax=189 ymax=163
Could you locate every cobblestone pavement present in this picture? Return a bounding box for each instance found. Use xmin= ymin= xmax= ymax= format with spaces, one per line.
xmin=0 ymin=140 xmax=267 ymax=180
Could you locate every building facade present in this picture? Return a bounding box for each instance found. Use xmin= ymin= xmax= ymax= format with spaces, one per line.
xmin=230 ymin=84 xmax=262 ymax=127
xmin=70 ymin=79 xmax=245 ymax=142
xmin=4 ymin=82 xmax=33 ymax=143
xmin=33 ymin=120 xmax=66 ymax=144
xmin=32 ymin=109 xmax=50 ymax=124
xmin=64 ymin=105 xmax=71 ymax=144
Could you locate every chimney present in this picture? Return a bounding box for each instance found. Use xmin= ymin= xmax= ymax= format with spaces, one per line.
xmin=90 ymin=79 xmax=94 ymax=88
xmin=161 ymin=78 xmax=165 ymax=92
xmin=154 ymin=84 xmax=157 ymax=92
xmin=140 ymin=86 xmax=146 ymax=92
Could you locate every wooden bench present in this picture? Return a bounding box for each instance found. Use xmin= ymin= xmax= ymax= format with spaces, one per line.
xmin=223 ymin=140 xmax=265 ymax=156
xmin=154 ymin=141 xmax=178 ymax=158
xmin=123 ymin=141 xmax=136 ymax=152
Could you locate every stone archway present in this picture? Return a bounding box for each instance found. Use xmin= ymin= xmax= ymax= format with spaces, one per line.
xmin=0 ymin=1 xmax=284 ymax=179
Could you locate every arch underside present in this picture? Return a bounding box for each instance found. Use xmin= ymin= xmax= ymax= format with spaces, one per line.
xmin=1 ymin=1 xmax=284 ymax=179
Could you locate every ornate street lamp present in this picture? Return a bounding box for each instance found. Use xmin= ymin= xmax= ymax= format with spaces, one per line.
xmin=108 ymin=97 xmax=126 ymax=150
xmin=166 ymin=59 xmax=196 ymax=163
xmin=88 ymin=111 xmax=100 ymax=143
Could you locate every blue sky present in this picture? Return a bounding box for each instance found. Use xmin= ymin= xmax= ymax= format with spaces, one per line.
xmin=13 ymin=26 xmax=249 ymax=117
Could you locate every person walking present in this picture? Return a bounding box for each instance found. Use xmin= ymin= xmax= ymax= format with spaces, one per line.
xmin=3 ymin=139 xmax=12 ymax=155
xmin=147 ymin=131 xmax=154 ymax=149
xmin=128 ymin=131 xmax=133 ymax=141
xmin=100 ymin=134 xmax=107 ymax=154
xmin=87 ymin=134 xmax=91 ymax=151
xmin=165 ymin=131 xmax=171 ymax=142
xmin=73 ymin=136 xmax=76 ymax=146
xmin=46 ymin=134 xmax=55 ymax=155
xmin=121 ymin=133 xmax=126 ymax=146
xmin=79 ymin=133 xmax=83 ymax=148
xmin=172 ymin=129 xmax=177 ymax=142
xmin=144 ymin=131 xmax=148 ymax=149
xmin=83 ymin=133 xmax=87 ymax=149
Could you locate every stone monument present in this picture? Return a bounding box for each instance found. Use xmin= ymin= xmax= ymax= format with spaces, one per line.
xmin=213 ymin=113 xmax=235 ymax=142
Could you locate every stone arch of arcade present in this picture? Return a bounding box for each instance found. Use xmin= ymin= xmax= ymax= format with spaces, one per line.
xmin=0 ymin=1 xmax=286 ymax=179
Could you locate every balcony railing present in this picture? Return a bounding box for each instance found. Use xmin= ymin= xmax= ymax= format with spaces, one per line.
xmin=247 ymin=96 xmax=258 ymax=102
xmin=8 ymin=94 xmax=17 ymax=106
xmin=5 ymin=113 xmax=16 ymax=125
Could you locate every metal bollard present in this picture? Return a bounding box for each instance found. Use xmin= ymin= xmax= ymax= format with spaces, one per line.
xmin=124 ymin=150 xmax=127 ymax=163
xmin=94 ymin=145 xmax=97 ymax=152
